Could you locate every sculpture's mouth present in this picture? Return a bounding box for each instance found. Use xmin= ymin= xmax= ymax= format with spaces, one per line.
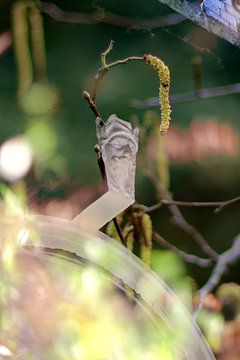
xmin=112 ymin=155 xmax=129 ymax=161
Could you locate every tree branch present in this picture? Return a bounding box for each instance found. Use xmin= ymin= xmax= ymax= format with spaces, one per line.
xmin=194 ymin=234 xmax=240 ymax=317
xmin=83 ymin=90 xmax=103 ymax=121
xmin=154 ymin=231 xmax=212 ymax=267
xmin=147 ymin=169 xmax=218 ymax=260
xmin=38 ymin=2 xmax=185 ymax=29
xmin=113 ymin=217 xmax=127 ymax=246
xmin=142 ymin=196 xmax=240 ymax=213
xmin=131 ymin=82 xmax=240 ymax=108
xmin=200 ymin=234 xmax=240 ymax=297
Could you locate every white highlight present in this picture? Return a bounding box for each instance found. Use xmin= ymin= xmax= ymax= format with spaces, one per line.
xmin=17 ymin=228 xmax=30 ymax=246
xmin=0 ymin=345 xmax=12 ymax=357
xmin=0 ymin=136 xmax=33 ymax=181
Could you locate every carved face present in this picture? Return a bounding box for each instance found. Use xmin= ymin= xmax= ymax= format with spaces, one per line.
xmin=97 ymin=115 xmax=139 ymax=200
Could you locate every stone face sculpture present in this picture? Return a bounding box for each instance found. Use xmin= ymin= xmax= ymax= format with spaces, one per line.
xmin=73 ymin=114 xmax=139 ymax=231
xmin=96 ymin=114 xmax=139 ymax=201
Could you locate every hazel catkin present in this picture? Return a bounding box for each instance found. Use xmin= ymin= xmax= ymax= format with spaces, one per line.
xmin=144 ymin=54 xmax=171 ymax=135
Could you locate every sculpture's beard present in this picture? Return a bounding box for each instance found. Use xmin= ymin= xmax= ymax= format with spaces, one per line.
xmin=106 ymin=156 xmax=135 ymax=196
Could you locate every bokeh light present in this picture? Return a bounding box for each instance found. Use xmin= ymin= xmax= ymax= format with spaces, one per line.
xmin=0 ymin=136 xmax=33 ymax=182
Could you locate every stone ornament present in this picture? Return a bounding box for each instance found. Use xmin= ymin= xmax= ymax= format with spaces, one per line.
xmin=96 ymin=114 xmax=139 ymax=201
xmin=73 ymin=115 xmax=139 ymax=231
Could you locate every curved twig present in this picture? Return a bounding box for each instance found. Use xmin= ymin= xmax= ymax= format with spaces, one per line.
xmin=154 ymin=231 xmax=213 ymax=267
xmin=142 ymin=196 xmax=240 ymax=213
xmin=194 ymin=234 xmax=240 ymax=318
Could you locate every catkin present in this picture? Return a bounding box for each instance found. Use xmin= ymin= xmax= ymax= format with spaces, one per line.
xmin=29 ymin=6 xmax=47 ymax=81
xmin=123 ymin=225 xmax=134 ymax=252
xmin=140 ymin=213 xmax=153 ymax=267
xmin=155 ymin=125 xmax=170 ymax=191
xmin=144 ymin=55 xmax=171 ymax=135
xmin=12 ymin=1 xmax=33 ymax=97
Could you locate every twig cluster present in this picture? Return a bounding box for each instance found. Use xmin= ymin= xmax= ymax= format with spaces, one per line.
xmin=146 ymin=166 xmax=240 ymax=315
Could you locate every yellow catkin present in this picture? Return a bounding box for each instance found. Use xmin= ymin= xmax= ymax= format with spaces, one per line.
xmin=11 ymin=1 xmax=33 ymax=98
xmin=155 ymin=124 xmax=170 ymax=191
xmin=29 ymin=6 xmax=47 ymax=81
xmin=105 ymin=221 xmax=121 ymax=243
xmin=123 ymin=225 xmax=134 ymax=252
xmin=140 ymin=243 xmax=152 ymax=268
xmin=126 ymin=232 xmax=134 ymax=252
xmin=140 ymin=213 xmax=152 ymax=267
xmin=144 ymin=55 xmax=171 ymax=135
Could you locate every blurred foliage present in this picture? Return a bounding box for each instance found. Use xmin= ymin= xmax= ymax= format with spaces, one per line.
xmin=0 ymin=199 xmax=193 ymax=359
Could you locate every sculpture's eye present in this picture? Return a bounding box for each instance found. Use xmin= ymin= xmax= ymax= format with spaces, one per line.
xmin=111 ymin=138 xmax=129 ymax=148
xmin=111 ymin=139 xmax=122 ymax=147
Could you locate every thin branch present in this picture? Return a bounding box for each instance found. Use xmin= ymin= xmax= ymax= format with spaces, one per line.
xmin=105 ymin=56 xmax=144 ymax=70
xmin=200 ymin=234 xmax=240 ymax=297
xmin=113 ymin=217 xmax=127 ymax=246
xmin=148 ymin=169 xmax=218 ymax=260
xmin=93 ymin=54 xmax=144 ymax=102
xmin=142 ymin=196 xmax=240 ymax=213
xmin=154 ymin=231 xmax=212 ymax=267
xmin=38 ymin=2 xmax=185 ymax=29
xmin=142 ymin=202 xmax=163 ymax=213
xmin=94 ymin=144 xmax=107 ymax=184
xmin=83 ymin=91 xmax=103 ymax=121
xmin=195 ymin=234 xmax=240 ymax=317
xmin=131 ymin=82 xmax=240 ymax=108
xmin=101 ymin=40 xmax=114 ymax=67
xmin=215 ymin=196 xmax=240 ymax=213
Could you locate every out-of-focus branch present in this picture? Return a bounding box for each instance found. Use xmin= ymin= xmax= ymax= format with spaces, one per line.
xmin=147 ymin=169 xmax=218 ymax=260
xmin=200 ymin=234 xmax=240 ymax=297
xmin=195 ymin=234 xmax=240 ymax=316
xmin=132 ymin=82 xmax=240 ymax=108
xmin=38 ymin=1 xmax=185 ymax=29
xmin=154 ymin=231 xmax=212 ymax=267
xmin=143 ymin=195 xmax=240 ymax=213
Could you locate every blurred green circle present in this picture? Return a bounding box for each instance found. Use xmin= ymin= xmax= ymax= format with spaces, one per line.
xmin=20 ymin=83 xmax=59 ymax=116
